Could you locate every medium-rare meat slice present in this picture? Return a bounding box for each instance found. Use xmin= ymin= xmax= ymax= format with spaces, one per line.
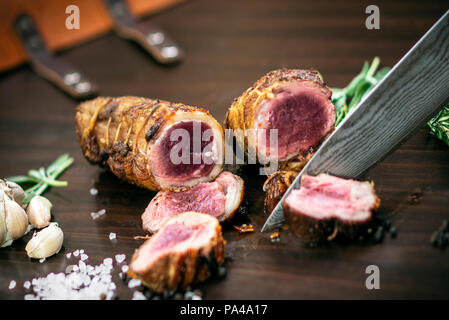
xmin=128 ymin=212 xmax=225 ymax=293
xmin=76 ymin=96 xmax=224 ymax=191
xmin=142 ymin=171 xmax=244 ymax=233
xmin=283 ymin=174 xmax=380 ymax=243
xmin=225 ymin=69 xmax=335 ymax=165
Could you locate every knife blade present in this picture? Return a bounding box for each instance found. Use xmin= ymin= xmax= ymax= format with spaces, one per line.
xmin=261 ymin=11 xmax=449 ymax=232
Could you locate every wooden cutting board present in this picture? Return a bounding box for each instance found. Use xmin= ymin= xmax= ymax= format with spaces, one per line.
xmin=0 ymin=0 xmax=448 ymax=300
xmin=0 ymin=0 xmax=184 ymax=72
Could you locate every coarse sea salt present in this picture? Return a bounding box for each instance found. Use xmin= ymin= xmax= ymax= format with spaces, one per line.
xmin=109 ymin=232 xmax=116 ymax=241
xmin=127 ymin=279 xmax=141 ymax=289
xmin=89 ymin=188 xmax=98 ymax=196
xmin=22 ymin=250 xmax=118 ymax=300
xmin=90 ymin=209 xmax=106 ymax=220
xmin=132 ymin=291 xmax=147 ymax=300
xmin=115 ymin=254 xmax=126 ymax=264
xmin=81 ymin=254 xmax=88 ymax=261
xmin=23 ymin=281 xmax=31 ymax=290
xmin=8 ymin=280 xmax=16 ymax=290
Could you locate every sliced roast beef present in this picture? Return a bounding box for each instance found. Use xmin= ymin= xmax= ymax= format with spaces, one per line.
xmin=142 ymin=171 xmax=244 ymax=233
xmin=128 ymin=212 xmax=225 ymax=293
xmin=225 ymin=69 xmax=336 ymax=164
xmin=283 ymin=173 xmax=380 ymax=243
xmin=76 ymin=96 xmax=224 ymax=191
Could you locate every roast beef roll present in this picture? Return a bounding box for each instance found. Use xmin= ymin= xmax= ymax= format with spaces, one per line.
xmin=128 ymin=212 xmax=225 ymax=293
xmin=283 ymin=174 xmax=380 ymax=243
xmin=225 ymin=69 xmax=336 ymax=165
xmin=76 ymin=96 xmax=224 ymax=191
xmin=142 ymin=171 xmax=244 ymax=233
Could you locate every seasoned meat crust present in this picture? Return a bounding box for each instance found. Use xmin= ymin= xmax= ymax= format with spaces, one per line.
xmin=263 ymin=170 xmax=298 ymax=215
xmin=225 ymin=69 xmax=334 ymax=165
xmin=76 ymin=96 xmax=224 ymax=191
xmin=128 ymin=212 xmax=226 ymax=293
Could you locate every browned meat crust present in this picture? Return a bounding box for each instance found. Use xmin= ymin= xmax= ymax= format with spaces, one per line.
xmin=128 ymin=213 xmax=226 ymax=293
xmin=263 ymin=170 xmax=298 ymax=215
xmin=75 ymin=96 xmax=223 ymax=191
xmin=225 ymin=69 xmax=332 ymax=165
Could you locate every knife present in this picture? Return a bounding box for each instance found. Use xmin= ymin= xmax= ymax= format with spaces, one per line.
xmin=261 ymin=11 xmax=449 ymax=232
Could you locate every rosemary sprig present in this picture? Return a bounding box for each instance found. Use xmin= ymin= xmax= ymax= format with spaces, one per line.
xmin=6 ymin=154 xmax=74 ymax=204
xmin=332 ymin=57 xmax=449 ymax=147
xmin=427 ymin=105 xmax=449 ymax=146
xmin=332 ymin=57 xmax=390 ymax=126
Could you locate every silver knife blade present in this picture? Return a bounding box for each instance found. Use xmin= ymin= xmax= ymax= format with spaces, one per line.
xmin=261 ymin=11 xmax=449 ymax=232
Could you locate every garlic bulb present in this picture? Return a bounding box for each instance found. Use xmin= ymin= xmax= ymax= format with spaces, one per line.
xmin=27 ymin=196 xmax=52 ymax=229
xmin=5 ymin=181 xmax=25 ymax=205
xmin=25 ymin=223 xmax=63 ymax=259
xmin=0 ymin=189 xmax=29 ymax=247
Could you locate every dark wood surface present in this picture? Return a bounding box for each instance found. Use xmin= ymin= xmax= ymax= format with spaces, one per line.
xmin=1 ymin=0 xmax=449 ymax=300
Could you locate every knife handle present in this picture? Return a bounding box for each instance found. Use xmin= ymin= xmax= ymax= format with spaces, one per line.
xmin=104 ymin=0 xmax=184 ymax=64
xmin=13 ymin=14 xmax=98 ymax=100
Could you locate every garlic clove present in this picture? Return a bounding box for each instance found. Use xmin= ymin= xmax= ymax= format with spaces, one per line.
xmin=0 ymin=193 xmax=7 ymax=245
xmin=27 ymin=196 xmax=52 ymax=229
xmin=2 ymin=190 xmax=28 ymax=241
xmin=25 ymin=223 xmax=63 ymax=259
xmin=0 ymin=180 xmax=14 ymax=201
xmin=5 ymin=181 xmax=26 ymax=205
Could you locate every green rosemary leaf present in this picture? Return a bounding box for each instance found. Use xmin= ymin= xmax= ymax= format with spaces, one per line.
xmin=332 ymin=57 xmax=449 ymax=148
xmin=6 ymin=154 xmax=74 ymax=204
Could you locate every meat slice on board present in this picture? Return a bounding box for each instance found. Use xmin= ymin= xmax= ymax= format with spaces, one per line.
xmin=283 ymin=173 xmax=380 ymax=243
xmin=142 ymin=172 xmax=244 ymax=233
xmin=128 ymin=212 xmax=226 ymax=293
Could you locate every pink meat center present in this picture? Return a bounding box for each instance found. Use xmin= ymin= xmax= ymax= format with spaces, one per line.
xmin=284 ymin=175 xmax=374 ymax=221
xmin=132 ymin=221 xmax=211 ymax=272
xmin=150 ymin=120 xmax=215 ymax=184
xmin=142 ymin=181 xmax=226 ymax=232
xmin=256 ymin=84 xmax=335 ymax=160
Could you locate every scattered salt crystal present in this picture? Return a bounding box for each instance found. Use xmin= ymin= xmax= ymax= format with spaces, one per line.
xmin=39 ymin=258 xmax=46 ymax=263
xmin=65 ymin=265 xmax=75 ymax=274
xmin=128 ymin=279 xmax=141 ymax=289
xmin=132 ymin=291 xmax=147 ymax=300
xmin=81 ymin=254 xmax=88 ymax=261
xmin=73 ymin=249 xmax=80 ymax=257
xmin=66 ymin=253 xmax=72 ymax=259
xmin=109 ymin=232 xmax=116 ymax=241
xmin=121 ymin=265 xmax=129 ymax=273
xmin=192 ymin=295 xmax=202 ymax=300
xmin=22 ymin=249 xmax=119 ymax=300
xmin=89 ymin=188 xmax=98 ymax=196
xmin=23 ymin=281 xmax=31 ymax=289
xmin=90 ymin=209 xmax=106 ymax=220
xmin=8 ymin=280 xmax=16 ymax=290
xmin=79 ymin=249 xmax=84 ymax=254
xmin=115 ymin=254 xmax=126 ymax=264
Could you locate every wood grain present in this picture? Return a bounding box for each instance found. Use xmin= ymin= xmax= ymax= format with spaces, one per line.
xmin=0 ymin=0 xmax=449 ymax=299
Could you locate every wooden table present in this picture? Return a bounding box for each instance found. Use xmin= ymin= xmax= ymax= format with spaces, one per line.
xmin=1 ymin=0 xmax=448 ymax=300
